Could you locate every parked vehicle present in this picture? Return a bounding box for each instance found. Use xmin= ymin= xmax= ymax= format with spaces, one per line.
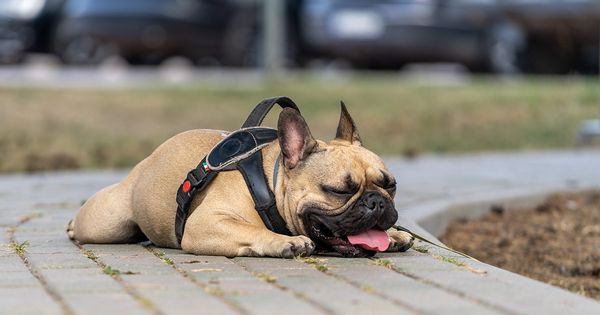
xmin=501 ymin=0 xmax=600 ymax=74
xmin=299 ymin=0 xmax=526 ymax=73
xmin=52 ymin=0 xmax=260 ymax=66
xmin=0 ymin=0 xmax=65 ymax=64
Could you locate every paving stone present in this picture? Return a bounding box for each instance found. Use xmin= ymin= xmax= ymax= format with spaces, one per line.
xmin=0 ymin=287 xmax=63 ymax=315
xmin=85 ymin=244 xmax=240 ymax=315
xmin=235 ymin=257 xmax=415 ymax=315
xmin=387 ymin=254 xmax=600 ymax=315
xmin=324 ymin=257 xmax=504 ymax=315
xmin=0 ymin=271 xmax=41 ymax=288
xmin=0 ymin=242 xmax=13 ymax=258
xmin=27 ymin=252 xmax=97 ymax=270
xmin=41 ymin=268 xmax=123 ymax=293
xmin=61 ymin=292 xmax=151 ymax=315
xmin=3 ymin=150 xmax=600 ymax=315
xmin=172 ymin=255 xmax=328 ymax=315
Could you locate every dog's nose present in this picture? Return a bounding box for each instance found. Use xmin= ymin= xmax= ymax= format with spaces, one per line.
xmin=364 ymin=192 xmax=385 ymax=212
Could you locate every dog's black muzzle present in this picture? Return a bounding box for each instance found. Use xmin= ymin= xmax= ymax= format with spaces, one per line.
xmin=303 ymin=191 xmax=398 ymax=257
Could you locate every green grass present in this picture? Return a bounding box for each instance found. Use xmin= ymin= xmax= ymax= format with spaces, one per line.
xmin=435 ymin=255 xmax=466 ymax=267
xmin=412 ymin=245 xmax=430 ymax=254
xmin=369 ymin=258 xmax=394 ymax=269
xmin=152 ymin=251 xmax=174 ymax=266
xmin=102 ymin=265 xmax=120 ymax=276
xmin=83 ymin=249 xmax=98 ymax=261
xmin=1 ymin=75 xmax=598 ymax=173
xmin=10 ymin=241 xmax=29 ymax=255
xmin=254 ymin=272 xmax=278 ymax=283
xmin=296 ymin=256 xmax=329 ymax=271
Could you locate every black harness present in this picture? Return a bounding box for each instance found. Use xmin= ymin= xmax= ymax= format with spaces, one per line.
xmin=175 ymin=97 xmax=298 ymax=244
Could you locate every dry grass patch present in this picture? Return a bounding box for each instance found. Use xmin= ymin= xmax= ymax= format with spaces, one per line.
xmin=1 ymin=76 xmax=597 ymax=173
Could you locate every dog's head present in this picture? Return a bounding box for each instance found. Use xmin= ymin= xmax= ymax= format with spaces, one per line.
xmin=277 ymin=103 xmax=398 ymax=257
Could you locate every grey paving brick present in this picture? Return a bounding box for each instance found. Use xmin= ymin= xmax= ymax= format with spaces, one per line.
xmin=235 ymin=257 xmax=415 ymax=315
xmin=27 ymin=252 xmax=97 ymax=270
xmin=386 ymin=254 xmax=600 ymax=315
xmin=41 ymin=268 xmax=123 ymax=293
xmin=61 ymin=292 xmax=151 ymax=315
xmin=85 ymin=244 xmax=240 ymax=315
xmin=0 ymin=255 xmax=27 ymax=272
xmin=324 ymin=257 xmax=505 ymax=315
xmin=3 ymin=150 xmax=600 ymax=315
xmin=0 ymin=271 xmax=41 ymax=288
xmin=171 ymin=255 xmax=329 ymax=315
xmin=0 ymin=287 xmax=63 ymax=315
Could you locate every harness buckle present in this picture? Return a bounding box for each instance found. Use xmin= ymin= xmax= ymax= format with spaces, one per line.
xmin=187 ymin=168 xmax=206 ymax=187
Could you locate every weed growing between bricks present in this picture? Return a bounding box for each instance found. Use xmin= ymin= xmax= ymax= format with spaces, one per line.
xmin=300 ymin=256 xmax=421 ymax=313
xmin=369 ymin=258 xmax=394 ymax=269
xmin=143 ymin=245 xmax=246 ymax=313
xmin=295 ymin=256 xmax=329 ymax=271
xmin=7 ymin=213 xmax=74 ymax=315
xmin=151 ymin=250 xmax=174 ymax=265
xmin=75 ymin=244 xmax=160 ymax=313
xmin=408 ymin=241 xmax=486 ymax=274
xmin=9 ymin=240 xmax=29 ymax=256
xmin=412 ymin=245 xmax=429 ymax=254
xmin=254 ymin=272 xmax=277 ymax=284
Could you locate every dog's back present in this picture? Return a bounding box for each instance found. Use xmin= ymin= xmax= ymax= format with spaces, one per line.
xmin=70 ymin=129 xmax=228 ymax=247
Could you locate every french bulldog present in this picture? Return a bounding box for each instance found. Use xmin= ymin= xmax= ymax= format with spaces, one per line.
xmin=68 ymin=102 xmax=414 ymax=257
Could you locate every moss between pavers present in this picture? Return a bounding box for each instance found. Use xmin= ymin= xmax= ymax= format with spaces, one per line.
xmin=9 ymin=240 xmax=29 ymax=256
xmin=151 ymin=250 xmax=174 ymax=266
xmin=369 ymin=258 xmax=394 ymax=269
xmin=295 ymin=256 xmax=329 ymax=271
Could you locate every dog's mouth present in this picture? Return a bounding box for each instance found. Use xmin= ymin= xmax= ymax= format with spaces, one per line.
xmin=305 ymin=215 xmax=391 ymax=258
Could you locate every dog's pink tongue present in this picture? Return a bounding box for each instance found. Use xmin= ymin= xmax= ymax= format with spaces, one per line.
xmin=347 ymin=229 xmax=390 ymax=251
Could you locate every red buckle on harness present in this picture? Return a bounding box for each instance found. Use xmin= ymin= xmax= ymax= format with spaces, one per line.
xmin=182 ymin=180 xmax=191 ymax=193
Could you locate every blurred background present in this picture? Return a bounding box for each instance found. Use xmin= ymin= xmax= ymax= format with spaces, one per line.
xmin=1 ymin=0 xmax=599 ymax=73
xmin=0 ymin=0 xmax=599 ymax=173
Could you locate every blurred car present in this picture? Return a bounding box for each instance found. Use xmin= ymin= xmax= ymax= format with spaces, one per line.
xmin=299 ymin=0 xmax=526 ymax=73
xmin=501 ymin=0 xmax=600 ymax=74
xmin=0 ymin=0 xmax=65 ymax=64
xmin=52 ymin=0 xmax=259 ymax=65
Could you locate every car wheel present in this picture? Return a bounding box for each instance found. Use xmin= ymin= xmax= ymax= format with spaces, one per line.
xmin=0 ymin=39 xmax=26 ymax=65
xmin=57 ymin=36 xmax=118 ymax=65
xmin=481 ymin=23 xmax=526 ymax=74
xmin=522 ymin=39 xmax=575 ymax=74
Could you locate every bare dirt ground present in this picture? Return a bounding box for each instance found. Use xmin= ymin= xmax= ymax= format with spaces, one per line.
xmin=441 ymin=191 xmax=600 ymax=300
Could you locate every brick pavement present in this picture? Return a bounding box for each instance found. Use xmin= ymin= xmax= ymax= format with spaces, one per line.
xmin=1 ymin=150 xmax=600 ymax=315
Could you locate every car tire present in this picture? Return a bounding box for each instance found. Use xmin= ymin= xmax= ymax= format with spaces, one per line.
xmin=522 ymin=39 xmax=575 ymax=74
xmin=56 ymin=36 xmax=118 ymax=65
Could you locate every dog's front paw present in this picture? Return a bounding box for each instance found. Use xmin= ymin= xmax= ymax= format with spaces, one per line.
xmin=387 ymin=230 xmax=414 ymax=252
xmin=269 ymin=235 xmax=315 ymax=258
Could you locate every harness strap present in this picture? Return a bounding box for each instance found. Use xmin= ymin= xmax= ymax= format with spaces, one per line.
xmin=175 ymin=97 xmax=300 ymax=245
xmin=242 ymin=96 xmax=299 ymax=128
xmin=175 ymin=157 xmax=217 ymax=244
xmin=238 ymin=153 xmax=291 ymax=235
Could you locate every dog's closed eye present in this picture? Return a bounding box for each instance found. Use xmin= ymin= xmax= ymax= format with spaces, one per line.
xmin=321 ymin=174 xmax=360 ymax=198
xmin=321 ymin=185 xmax=355 ymax=197
xmin=375 ymin=172 xmax=396 ymax=195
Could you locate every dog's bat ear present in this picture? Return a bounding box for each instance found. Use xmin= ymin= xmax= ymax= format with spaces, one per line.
xmin=335 ymin=101 xmax=362 ymax=145
xmin=278 ymin=108 xmax=317 ymax=169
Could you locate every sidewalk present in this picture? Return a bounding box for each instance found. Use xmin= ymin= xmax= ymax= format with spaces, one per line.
xmin=1 ymin=149 xmax=600 ymax=315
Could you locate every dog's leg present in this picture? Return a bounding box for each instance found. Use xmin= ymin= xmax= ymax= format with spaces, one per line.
xmin=182 ymin=216 xmax=315 ymax=258
xmin=69 ymin=183 xmax=146 ymax=244
xmin=386 ymin=229 xmax=414 ymax=252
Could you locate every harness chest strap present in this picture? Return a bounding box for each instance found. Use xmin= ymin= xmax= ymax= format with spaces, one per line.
xmin=174 ymin=97 xmax=299 ymax=245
